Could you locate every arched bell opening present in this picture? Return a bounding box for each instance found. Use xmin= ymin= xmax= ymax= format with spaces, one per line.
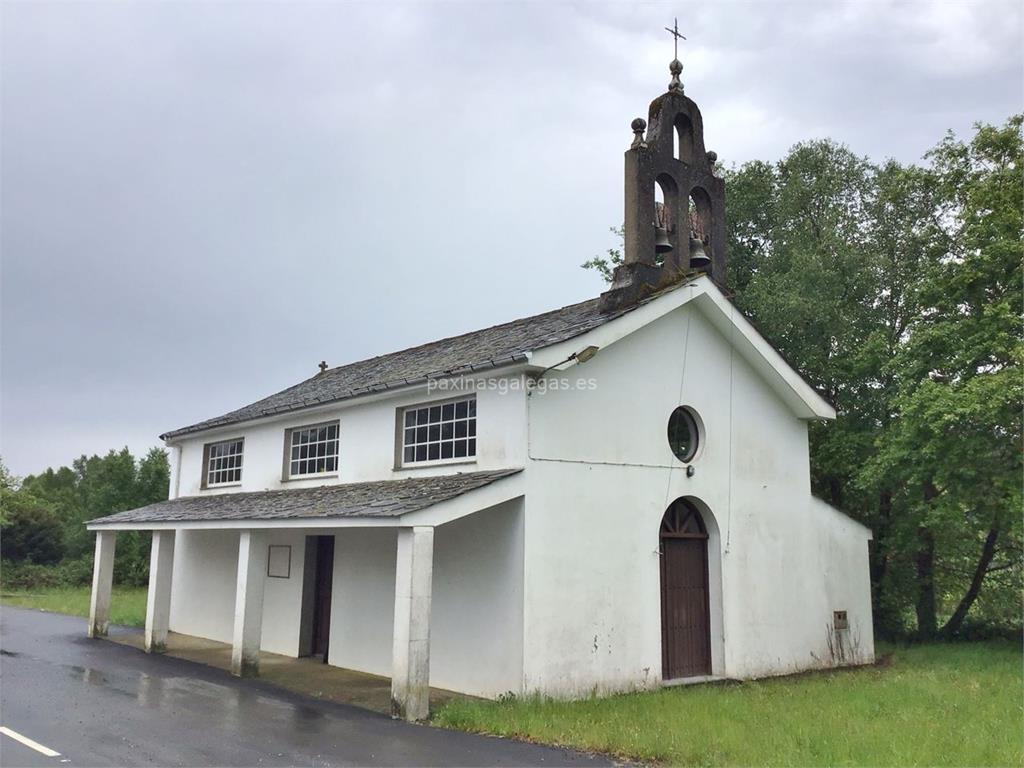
xmin=654 ymin=174 xmax=679 ymax=265
xmin=674 ymin=113 xmax=695 ymax=164
xmin=687 ymin=187 xmax=713 ymax=271
xmin=659 ymin=497 xmax=724 ymax=679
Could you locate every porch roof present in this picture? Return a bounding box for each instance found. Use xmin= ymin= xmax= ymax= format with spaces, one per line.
xmin=86 ymin=469 xmax=522 ymax=528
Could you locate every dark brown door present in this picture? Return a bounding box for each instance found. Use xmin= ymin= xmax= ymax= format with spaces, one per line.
xmin=311 ymin=536 xmax=335 ymax=658
xmin=660 ymin=500 xmax=712 ymax=679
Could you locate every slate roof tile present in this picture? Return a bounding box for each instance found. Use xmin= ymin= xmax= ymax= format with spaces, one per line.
xmin=162 ymin=295 xmax=635 ymax=439
xmin=88 ymin=469 xmax=522 ymax=525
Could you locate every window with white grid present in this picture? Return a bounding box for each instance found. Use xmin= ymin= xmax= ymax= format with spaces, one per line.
xmin=401 ymin=397 xmax=476 ymax=464
xmin=287 ymin=421 xmax=339 ymax=477
xmin=205 ymin=438 xmax=244 ymax=487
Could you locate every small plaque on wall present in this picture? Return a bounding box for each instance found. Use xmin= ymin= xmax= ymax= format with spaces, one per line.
xmin=267 ymin=545 xmax=291 ymax=579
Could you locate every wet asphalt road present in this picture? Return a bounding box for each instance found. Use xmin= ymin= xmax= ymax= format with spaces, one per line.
xmin=0 ymin=607 xmax=613 ymax=767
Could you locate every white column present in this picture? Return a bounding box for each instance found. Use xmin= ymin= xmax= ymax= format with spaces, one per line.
xmin=231 ymin=530 xmax=267 ymax=678
xmin=391 ymin=526 xmax=434 ymax=721
xmin=144 ymin=530 xmax=176 ymax=653
xmin=88 ymin=531 xmax=117 ymax=638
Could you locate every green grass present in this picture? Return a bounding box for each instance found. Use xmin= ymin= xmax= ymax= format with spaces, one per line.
xmin=0 ymin=586 xmax=148 ymax=627
xmin=2 ymin=590 xmax=1018 ymax=766
xmin=435 ymin=642 xmax=1024 ymax=767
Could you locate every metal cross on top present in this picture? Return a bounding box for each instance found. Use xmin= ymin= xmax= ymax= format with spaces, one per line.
xmin=664 ymin=17 xmax=686 ymax=61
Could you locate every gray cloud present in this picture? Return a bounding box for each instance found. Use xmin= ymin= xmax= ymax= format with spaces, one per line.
xmin=2 ymin=0 xmax=1021 ymax=475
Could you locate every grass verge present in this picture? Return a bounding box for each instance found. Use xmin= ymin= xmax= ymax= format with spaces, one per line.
xmin=0 ymin=586 xmax=148 ymax=627
xmin=434 ymin=642 xmax=1023 ymax=766
xmin=2 ymin=590 xmax=1018 ymax=766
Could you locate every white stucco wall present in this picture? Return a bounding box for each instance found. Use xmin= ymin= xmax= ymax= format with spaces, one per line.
xmin=521 ymin=302 xmax=873 ymax=696
xmin=170 ymin=382 xmax=527 ymax=499
xmin=167 ymin=529 xmax=308 ymax=656
xmin=167 ymin=529 xmax=237 ymax=645
xmin=431 ymin=498 xmax=524 ymax=696
xmin=328 ymin=528 xmax=397 ymax=676
xmin=810 ymin=496 xmax=876 ymax=665
xmin=327 ymin=499 xmax=525 ymax=698
xmin=167 ymin=501 xmax=525 ymax=697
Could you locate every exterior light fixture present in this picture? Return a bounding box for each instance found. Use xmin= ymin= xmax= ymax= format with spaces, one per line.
xmin=572 ymin=346 xmax=600 ymax=364
xmin=533 ymin=346 xmax=601 ymax=381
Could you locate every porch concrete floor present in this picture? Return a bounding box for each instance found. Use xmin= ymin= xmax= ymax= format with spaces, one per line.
xmin=109 ymin=628 xmax=471 ymax=716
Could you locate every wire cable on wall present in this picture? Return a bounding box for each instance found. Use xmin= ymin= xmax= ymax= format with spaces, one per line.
xmin=724 ymin=299 xmax=736 ymax=553
xmin=661 ymin=286 xmax=695 ymax=517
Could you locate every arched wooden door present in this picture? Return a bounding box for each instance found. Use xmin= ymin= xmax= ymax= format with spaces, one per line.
xmin=660 ymin=499 xmax=712 ymax=679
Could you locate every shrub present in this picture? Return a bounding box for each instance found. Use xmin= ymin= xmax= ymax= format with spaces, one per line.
xmin=0 ymin=552 xmax=144 ymax=591
xmin=111 ymin=530 xmax=150 ymax=586
xmin=57 ymin=555 xmax=95 ymax=586
xmin=949 ymin=619 xmax=1023 ymax=642
xmin=0 ymin=561 xmax=64 ymax=590
xmin=0 ymin=488 xmax=64 ymax=564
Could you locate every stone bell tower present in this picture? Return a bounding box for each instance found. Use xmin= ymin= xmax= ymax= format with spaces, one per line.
xmin=601 ymin=36 xmax=726 ymax=313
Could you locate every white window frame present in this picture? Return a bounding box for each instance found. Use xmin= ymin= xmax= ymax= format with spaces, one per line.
xmin=283 ymin=420 xmax=340 ymax=480
xmin=397 ymin=396 xmax=477 ymax=468
xmin=203 ymin=437 xmax=244 ymax=488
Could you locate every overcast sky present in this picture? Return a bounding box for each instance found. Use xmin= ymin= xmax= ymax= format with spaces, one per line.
xmin=1 ymin=0 xmax=1020 ymax=476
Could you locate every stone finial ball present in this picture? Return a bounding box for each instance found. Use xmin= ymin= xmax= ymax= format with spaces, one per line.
xmin=706 ymin=150 xmax=718 ymax=163
xmin=669 ymin=59 xmax=683 ymax=75
xmin=631 ymin=118 xmax=647 ymax=132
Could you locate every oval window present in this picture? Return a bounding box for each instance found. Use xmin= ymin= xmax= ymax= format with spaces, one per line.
xmin=667 ymin=407 xmax=700 ymax=462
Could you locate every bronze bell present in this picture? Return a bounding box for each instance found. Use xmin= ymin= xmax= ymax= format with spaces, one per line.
xmin=655 ymin=226 xmax=673 ymax=254
xmin=689 ymin=236 xmax=711 ymax=269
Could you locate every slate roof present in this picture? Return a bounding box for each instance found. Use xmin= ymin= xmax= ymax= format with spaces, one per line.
xmin=87 ymin=469 xmax=522 ymax=526
xmin=162 ymin=295 xmax=637 ymax=440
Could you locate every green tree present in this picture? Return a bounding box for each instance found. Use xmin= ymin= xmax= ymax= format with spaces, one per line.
xmin=19 ymin=447 xmax=171 ymax=585
xmin=22 ymin=465 xmax=83 ymax=554
xmin=0 ymin=458 xmax=17 ymax=492
xmin=583 ymin=119 xmax=1023 ymax=638
xmin=0 ymin=486 xmax=64 ymax=564
xmin=865 ymin=116 xmax=1023 ymax=637
xmin=136 ymin=447 xmax=171 ymax=506
xmin=580 ymin=226 xmax=624 ymax=282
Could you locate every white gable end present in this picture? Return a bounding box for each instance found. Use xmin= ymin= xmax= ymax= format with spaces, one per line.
xmin=530 ymin=275 xmax=835 ymax=421
xmin=521 ymin=294 xmax=869 ymax=692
